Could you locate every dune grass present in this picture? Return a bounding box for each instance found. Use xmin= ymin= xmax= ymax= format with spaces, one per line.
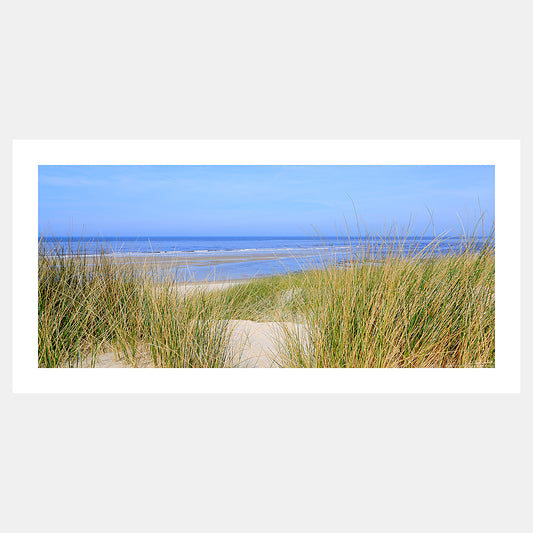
xmin=38 ymin=241 xmax=236 ymax=368
xmin=278 ymin=243 xmax=495 ymax=368
xmin=38 ymin=225 xmax=495 ymax=369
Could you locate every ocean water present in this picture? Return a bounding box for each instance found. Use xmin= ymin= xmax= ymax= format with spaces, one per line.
xmin=40 ymin=235 xmax=491 ymax=281
xmin=40 ymin=236 xmax=342 ymax=256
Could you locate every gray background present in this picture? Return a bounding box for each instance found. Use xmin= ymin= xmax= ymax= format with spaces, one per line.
xmin=1 ymin=1 xmax=530 ymax=532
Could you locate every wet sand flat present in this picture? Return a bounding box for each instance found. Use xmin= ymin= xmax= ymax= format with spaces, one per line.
xmin=80 ymin=250 xmax=305 ymax=269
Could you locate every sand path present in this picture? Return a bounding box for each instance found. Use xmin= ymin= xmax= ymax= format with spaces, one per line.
xmin=90 ymin=319 xmax=307 ymax=368
xmin=227 ymin=320 xmax=307 ymax=368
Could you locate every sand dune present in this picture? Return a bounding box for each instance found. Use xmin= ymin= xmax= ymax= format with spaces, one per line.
xmin=227 ymin=320 xmax=308 ymax=368
xmin=89 ymin=318 xmax=307 ymax=368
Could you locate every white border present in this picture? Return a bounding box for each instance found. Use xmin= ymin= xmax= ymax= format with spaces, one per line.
xmin=12 ymin=140 xmax=520 ymax=393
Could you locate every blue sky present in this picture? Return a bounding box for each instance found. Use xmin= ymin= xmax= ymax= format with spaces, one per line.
xmin=38 ymin=165 xmax=495 ymax=236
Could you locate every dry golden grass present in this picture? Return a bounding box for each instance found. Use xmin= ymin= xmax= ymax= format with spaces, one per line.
xmin=278 ymin=249 xmax=495 ymax=368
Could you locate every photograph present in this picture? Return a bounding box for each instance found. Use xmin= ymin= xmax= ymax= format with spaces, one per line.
xmin=3 ymin=3 xmax=530 ymax=532
xmin=38 ymin=163 xmax=495 ymax=369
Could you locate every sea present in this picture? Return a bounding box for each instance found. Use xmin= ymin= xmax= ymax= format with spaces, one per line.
xmin=39 ymin=235 xmax=491 ymax=281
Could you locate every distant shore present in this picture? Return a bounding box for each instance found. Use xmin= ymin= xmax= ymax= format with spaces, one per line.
xmin=69 ymin=249 xmax=322 ymax=282
xmin=97 ymin=249 xmax=301 ymax=267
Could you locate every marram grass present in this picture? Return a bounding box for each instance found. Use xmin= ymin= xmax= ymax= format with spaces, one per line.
xmin=38 ymin=242 xmax=236 ymax=368
xmin=38 ymin=228 xmax=495 ymax=368
xmin=278 ymin=249 xmax=495 ymax=368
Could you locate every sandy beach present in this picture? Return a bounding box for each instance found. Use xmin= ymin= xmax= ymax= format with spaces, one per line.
xmin=68 ymin=246 xmax=330 ymax=284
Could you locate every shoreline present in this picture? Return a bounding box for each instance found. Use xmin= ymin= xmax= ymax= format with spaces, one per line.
xmin=58 ymin=250 xmax=323 ymax=283
xmin=54 ymin=249 xmax=326 ymax=266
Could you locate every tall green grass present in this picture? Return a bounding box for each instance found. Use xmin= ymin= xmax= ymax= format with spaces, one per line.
xmin=38 ymin=240 xmax=235 ymax=367
xmin=275 ymin=229 xmax=495 ymax=368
